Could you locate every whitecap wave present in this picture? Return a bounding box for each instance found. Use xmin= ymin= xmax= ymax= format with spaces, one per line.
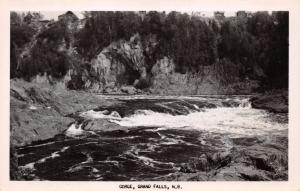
xmin=21 ymin=146 xmax=70 ymax=170
xmin=65 ymin=123 xmax=85 ymax=136
xmin=109 ymin=107 xmax=287 ymax=136
xmin=80 ymin=110 xmax=121 ymax=119
xmin=29 ymin=105 xmax=38 ymax=110
xmin=238 ymin=98 xmax=252 ymax=108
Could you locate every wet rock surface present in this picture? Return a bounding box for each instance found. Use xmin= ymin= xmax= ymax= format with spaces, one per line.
xmin=10 ymin=79 xmax=288 ymax=181
xmin=10 ymin=79 xmax=122 ymax=146
xmin=250 ymin=91 xmax=288 ymax=113
xmin=174 ymin=132 xmax=288 ymax=181
xmin=120 ymin=86 xmax=137 ymax=94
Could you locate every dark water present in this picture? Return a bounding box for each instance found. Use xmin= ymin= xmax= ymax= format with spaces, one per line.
xmin=18 ymin=128 xmax=229 ymax=180
xmin=16 ymin=96 xmax=288 ymax=181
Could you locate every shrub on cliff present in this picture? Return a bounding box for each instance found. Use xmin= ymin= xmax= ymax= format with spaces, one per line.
xmin=75 ymin=11 xmax=141 ymax=60
xmin=38 ymin=22 xmax=70 ymax=47
xmin=11 ymin=25 xmax=35 ymax=47
xmin=15 ymin=22 xmax=72 ymax=80
xmin=18 ymin=43 xmax=70 ymax=80
xmin=10 ymin=14 xmax=36 ymax=78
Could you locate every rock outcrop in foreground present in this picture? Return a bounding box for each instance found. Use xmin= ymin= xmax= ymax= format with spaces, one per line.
xmin=10 ymin=79 xmax=122 ymax=146
xmin=10 ymin=79 xmax=124 ymax=179
xmin=250 ymin=90 xmax=288 ymax=113
xmin=175 ymin=132 xmax=288 ymax=181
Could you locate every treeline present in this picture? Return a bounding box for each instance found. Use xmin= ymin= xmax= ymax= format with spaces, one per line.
xmin=75 ymin=11 xmax=288 ymax=89
xmin=10 ymin=11 xmax=288 ymax=89
xmin=10 ymin=12 xmax=73 ymax=80
xmin=10 ymin=12 xmax=37 ymax=80
xmin=75 ymin=11 xmax=218 ymax=72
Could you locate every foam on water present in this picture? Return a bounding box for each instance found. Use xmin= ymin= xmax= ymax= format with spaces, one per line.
xmin=238 ymin=98 xmax=252 ymax=108
xmin=29 ymin=105 xmax=37 ymax=110
xmin=21 ymin=146 xmax=70 ymax=170
xmin=80 ymin=110 xmax=121 ymax=119
xmin=110 ymin=107 xmax=287 ymax=136
xmin=25 ymin=141 xmax=56 ymax=148
xmin=193 ymin=104 xmax=200 ymax=110
xmin=67 ymin=97 xmax=285 ymax=138
xmin=125 ymin=147 xmax=175 ymax=168
xmin=65 ymin=123 xmax=84 ymax=136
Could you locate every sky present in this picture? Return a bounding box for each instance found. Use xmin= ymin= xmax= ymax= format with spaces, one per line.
xmin=40 ymin=11 xmax=84 ymax=20
xmin=39 ymin=11 xmax=237 ymax=20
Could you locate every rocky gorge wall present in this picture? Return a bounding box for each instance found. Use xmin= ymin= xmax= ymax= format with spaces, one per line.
xmin=150 ymin=57 xmax=259 ymax=95
xmin=12 ymin=11 xmax=289 ymax=95
xmin=83 ymin=34 xmax=150 ymax=93
xmin=14 ymin=15 xmax=261 ymax=95
xmin=34 ymin=32 xmax=259 ymax=95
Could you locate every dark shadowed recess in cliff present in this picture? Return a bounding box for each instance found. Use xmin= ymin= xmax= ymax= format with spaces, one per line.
xmin=10 ymin=11 xmax=288 ymax=91
xmin=119 ymin=67 xmax=141 ymax=86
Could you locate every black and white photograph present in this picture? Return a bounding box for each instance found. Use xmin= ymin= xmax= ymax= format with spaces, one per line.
xmin=9 ymin=10 xmax=289 ymax=182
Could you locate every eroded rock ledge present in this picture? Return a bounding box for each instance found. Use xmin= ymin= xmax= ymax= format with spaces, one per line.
xmin=10 ymin=79 xmax=123 ymax=147
xmin=250 ymin=91 xmax=288 ymax=113
xmin=173 ymin=132 xmax=288 ymax=181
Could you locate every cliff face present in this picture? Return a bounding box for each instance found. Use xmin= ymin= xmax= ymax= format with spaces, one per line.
xmin=150 ymin=57 xmax=259 ymax=95
xmin=13 ymin=13 xmax=260 ymax=95
xmin=84 ymin=34 xmax=150 ymax=93
xmin=64 ymin=36 xmax=259 ymax=95
xmin=60 ymin=31 xmax=260 ymax=94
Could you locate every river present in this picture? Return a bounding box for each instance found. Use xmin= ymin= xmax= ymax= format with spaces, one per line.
xmin=17 ymin=95 xmax=288 ymax=181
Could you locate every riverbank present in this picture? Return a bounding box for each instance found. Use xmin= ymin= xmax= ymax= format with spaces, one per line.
xmin=10 ymin=79 xmax=288 ymax=147
xmin=10 ymin=79 xmax=124 ymax=146
xmin=10 ymin=79 xmax=124 ymax=179
xmin=10 ymin=80 xmax=288 ymax=180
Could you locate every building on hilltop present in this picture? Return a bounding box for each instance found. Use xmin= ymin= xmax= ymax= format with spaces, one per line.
xmin=23 ymin=12 xmax=33 ymax=24
xmin=138 ymin=11 xmax=147 ymax=21
xmin=236 ymin=11 xmax=247 ymax=18
xmin=58 ymin=11 xmax=80 ymax=30
xmin=58 ymin=11 xmax=79 ymax=23
xmin=214 ymin=11 xmax=225 ymax=20
xmin=77 ymin=18 xmax=87 ymax=29
xmin=39 ymin=19 xmax=55 ymax=28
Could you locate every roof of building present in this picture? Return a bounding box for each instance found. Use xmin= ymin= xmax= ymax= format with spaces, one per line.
xmin=58 ymin=11 xmax=79 ymax=20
